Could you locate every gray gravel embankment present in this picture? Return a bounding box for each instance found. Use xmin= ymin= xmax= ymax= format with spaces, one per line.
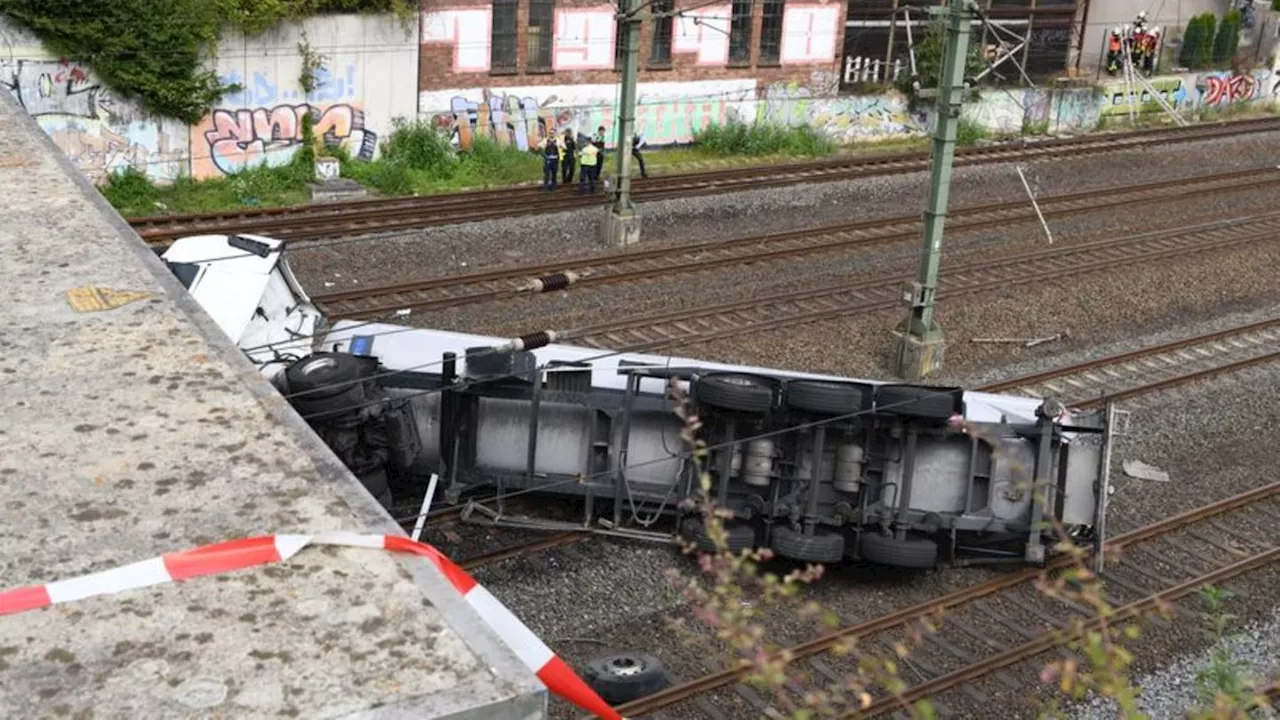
xmin=282 ymin=128 xmax=1280 ymax=719
xmin=289 ymin=128 xmax=1280 ymax=293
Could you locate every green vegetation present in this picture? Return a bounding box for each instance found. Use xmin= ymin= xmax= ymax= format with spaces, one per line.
xmin=101 ymin=117 xmax=853 ymax=217
xmin=1180 ymin=13 xmax=1218 ymax=70
xmin=896 ymin=18 xmax=986 ymax=106
xmin=955 ymin=118 xmax=987 ymax=146
xmin=1211 ymin=10 xmax=1242 ymax=67
xmin=2 ymin=0 xmax=415 ymax=122
xmin=692 ymin=122 xmax=835 ymax=157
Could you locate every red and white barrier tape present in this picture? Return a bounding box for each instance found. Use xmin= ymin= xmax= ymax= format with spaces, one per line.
xmin=0 ymin=531 xmax=623 ymax=720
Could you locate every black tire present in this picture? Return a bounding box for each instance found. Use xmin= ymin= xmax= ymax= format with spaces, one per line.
xmin=875 ymin=384 xmax=960 ymax=421
xmin=786 ymin=380 xmax=866 ymax=416
xmin=289 ymin=382 xmax=366 ymax=423
xmin=858 ymin=532 xmax=938 ymax=568
xmin=694 ymin=373 xmax=775 ymax=414
xmin=286 ymin=353 xmax=365 ymax=399
xmin=583 ymin=652 xmax=668 ymax=705
xmin=357 ymin=467 xmax=392 ymax=509
xmin=684 ymin=520 xmax=756 ymax=554
xmin=770 ymin=526 xmax=846 ymax=564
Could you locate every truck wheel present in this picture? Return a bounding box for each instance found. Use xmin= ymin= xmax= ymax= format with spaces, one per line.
xmin=858 ymin=532 xmax=938 ymax=569
xmin=582 ymin=652 xmax=668 ymax=705
xmin=694 ymin=373 xmax=775 ymax=414
xmin=285 ymin=352 xmax=365 ymax=399
xmin=357 ymin=468 xmax=392 ymax=509
xmin=683 ymin=520 xmax=756 ymax=554
xmin=770 ymin=526 xmax=846 ymax=564
xmin=875 ymin=385 xmax=959 ymax=421
xmin=786 ymin=380 xmax=866 ymax=416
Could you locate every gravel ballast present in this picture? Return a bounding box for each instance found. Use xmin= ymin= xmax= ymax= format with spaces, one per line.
xmin=280 ymin=128 xmax=1280 ymax=718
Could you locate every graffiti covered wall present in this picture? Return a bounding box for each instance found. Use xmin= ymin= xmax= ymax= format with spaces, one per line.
xmin=199 ymin=15 xmax=417 ymax=179
xmin=421 ymin=80 xmax=758 ymax=151
xmin=1098 ymin=69 xmax=1277 ymax=119
xmin=0 ymin=19 xmax=188 ymax=183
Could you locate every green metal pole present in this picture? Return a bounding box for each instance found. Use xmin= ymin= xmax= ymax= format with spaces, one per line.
xmin=612 ymin=0 xmax=640 ymax=216
xmin=892 ymin=0 xmax=973 ymax=379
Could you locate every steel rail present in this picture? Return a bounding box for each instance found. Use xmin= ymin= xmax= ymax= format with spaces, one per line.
xmin=313 ymin=168 xmax=1280 ymax=320
xmin=134 ymin=117 xmax=1280 ymax=247
xmin=855 ymin=546 xmax=1280 ymax=717
xmin=605 ymin=480 xmax=1280 ymax=717
xmin=559 ymin=213 xmax=1280 ymax=352
xmin=457 ymin=531 xmax=585 ymax=571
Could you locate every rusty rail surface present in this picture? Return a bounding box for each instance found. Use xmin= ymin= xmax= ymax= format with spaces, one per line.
xmin=313 ymin=167 xmax=1280 ymax=320
xmin=134 ymin=117 xmax=1280 ymax=247
xmin=607 ymin=479 xmax=1280 ymax=717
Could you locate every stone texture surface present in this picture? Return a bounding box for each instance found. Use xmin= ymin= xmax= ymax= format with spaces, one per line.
xmin=0 ymin=95 xmax=545 ymax=719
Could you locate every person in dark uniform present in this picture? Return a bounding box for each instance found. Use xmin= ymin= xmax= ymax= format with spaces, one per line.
xmin=631 ymin=132 xmax=648 ymax=179
xmin=540 ymin=134 xmax=561 ymax=191
xmin=561 ymin=129 xmax=577 ymax=185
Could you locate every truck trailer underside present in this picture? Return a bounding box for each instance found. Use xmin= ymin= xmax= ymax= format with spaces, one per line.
xmin=163 ymin=234 xmax=1116 ymax=570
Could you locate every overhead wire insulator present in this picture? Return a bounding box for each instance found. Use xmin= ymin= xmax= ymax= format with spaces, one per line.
xmin=517 ymin=271 xmax=583 ymax=294
xmin=496 ymin=331 xmax=560 ymax=353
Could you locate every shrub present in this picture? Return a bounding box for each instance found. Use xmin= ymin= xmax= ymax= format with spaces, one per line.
xmin=693 ymin=122 xmax=835 ymax=156
xmin=101 ymin=167 xmax=160 ymax=216
xmin=1212 ymin=10 xmax=1242 ymax=66
xmin=379 ymin=117 xmax=456 ymax=175
xmin=955 ymin=118 xmax=987 ymax=146
xmin=1181 ymin=13 xmax=1218 ymax=69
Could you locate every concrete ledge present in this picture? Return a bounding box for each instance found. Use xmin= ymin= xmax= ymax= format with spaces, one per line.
xmin=0 ymin=92 xmax=545 ymax=719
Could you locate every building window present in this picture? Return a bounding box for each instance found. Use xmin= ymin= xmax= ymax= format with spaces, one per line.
xmin=759 ymin=0 xmax=784 ymax=64
xmin=527 ymin=0 xmax=555 ymax=71
xmin=729 ymin=0 xmax=754 ymax=65
xmin=491 ymin=0 xmax=518 ymax=72
xmin=649 ymin=0 xmax=674 ymax=67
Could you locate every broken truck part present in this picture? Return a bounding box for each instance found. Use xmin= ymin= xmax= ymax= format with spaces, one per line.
xmin=162 ymin=234 xmax=1117 ymax=570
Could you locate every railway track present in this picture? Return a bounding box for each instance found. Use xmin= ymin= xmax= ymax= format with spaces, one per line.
xmin=550 ymin=211 xmax=1280 ymax=352
xmin=609 ymin=482 xmax=1280 ymax=719
xmin=587 ymin=316 xmax=1280 ymax=718
xmin=407 ymin=316 xmax=1280 ymax=576
xmin=313 ymin=167 xmax=1280 ymax=320
xmin=133 ymin=117 xmax=1280 ymax=247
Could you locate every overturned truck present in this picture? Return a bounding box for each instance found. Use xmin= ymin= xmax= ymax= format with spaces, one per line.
xmin=164 ymin=234 xmax=1116 ymax=569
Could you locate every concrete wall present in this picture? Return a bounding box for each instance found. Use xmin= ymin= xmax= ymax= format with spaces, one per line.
xmin=0 ymin=20 xmax=190 ymax=183
xmin=0 ymin=15 xmax=418 ymax=183
xmin=1079 ymin=0 xmax=1231 ymax=74
xmin=199 ymin=16 xmax=418 ymax=179
xmin=420 ymin=0 xmax=846 ymax=149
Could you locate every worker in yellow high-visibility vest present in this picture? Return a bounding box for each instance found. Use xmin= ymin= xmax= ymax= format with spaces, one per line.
xmin=577 ymin=139 xmax=600 ymax=194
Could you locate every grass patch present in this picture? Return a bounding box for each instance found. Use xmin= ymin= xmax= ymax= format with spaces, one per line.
xmin=102 ymin=161 xmax=313 ymax=217
xmin=693 ymin=122 xmax=835 ymax=157
xmin=102 ymin=118 xmax=849 ymax=218
xmin=955 ymin=118 xmax=987 ymax=146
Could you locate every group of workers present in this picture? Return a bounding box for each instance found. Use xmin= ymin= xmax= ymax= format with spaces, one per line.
xmin=1106 ymin=11 xmax=1162 ymax=76
xmin=540 ymin=125 xmax=648 ymax=194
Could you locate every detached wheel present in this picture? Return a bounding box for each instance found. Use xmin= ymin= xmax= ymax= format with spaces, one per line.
xmin=859 ymin=532 xmax=938 ymax=569
xmin=771 ymin=526 xmax=845 ymax=564
xmin=875 ymin=384 xmax=959 ymax=421
xmin=583 ymin=652 xmax=668 ymax=705
xmin=787 ymin=380 xmax=866 ymax=416
xmin=286 ymin=352 xmax=365 ymax=399
xmin=683 ymin=520 xmax=756 ymax=553
xmin=694 ymin=373 xmax=776 ymax=414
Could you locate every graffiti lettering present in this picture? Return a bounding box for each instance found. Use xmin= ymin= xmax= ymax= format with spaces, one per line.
xmin=218 ymin=63 xmax=358 ymax=107
xmin=1 ymin=59 xmax=99 ymax=118
xmin=1200 ymin=73 xmax=1258 ymax=106
xmin=428 ymin=83 xmax=756 ymax=152
xmin=1 ymin=58 xmax=185 ymax=181
xmin=199 ymin=104 xmax=376 ymax=176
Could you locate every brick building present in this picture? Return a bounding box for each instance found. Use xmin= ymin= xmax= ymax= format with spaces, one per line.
xmin=419 ymin=0 xmax=848 ymax=149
